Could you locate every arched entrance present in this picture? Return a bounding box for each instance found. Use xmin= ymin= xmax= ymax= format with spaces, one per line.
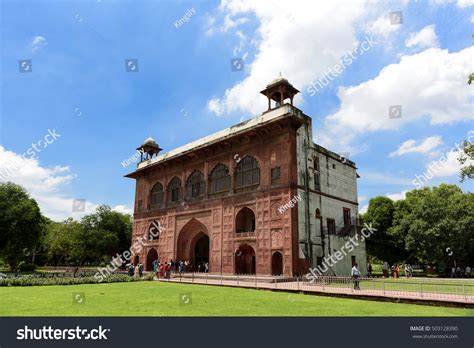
xmin=177 ymin=218 xmax=210 ymax=271
xmin=271 ymin=251 xmax=283 ymax=275
xmin=235 ymin=244 xmax=256 ymax=274
xmin=146 ymin=248 xmax=158 ymax=271
xmin=194 ymin=234 xmax=209 ymax=271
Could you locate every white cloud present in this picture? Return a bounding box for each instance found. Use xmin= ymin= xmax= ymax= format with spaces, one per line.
xmin=31 ymin=36 xmax=47 ymax=52
xmin=0 ymin=146 xmax=130 ymax=221
xmin=405 ymin=25 xmax=439 ymax=48
xmin=385 ymin=190 xmax=408 ymax=201
xmin=457 ymin=0 xmax=474 ymax=8
xmin=112 ymin=205 xmax=132 ymax=215
xmin=365 ymin=14 xmax=400 ymax=37
xmin=424 ymin=148 xmax=473 ymax=178
xmin=206 ymin=0 xmax=370 ymax=116
xmin=315 ymin=47 xmax=473 ymax=150
xmin=389 ymin=136 xmax=443 ymax=157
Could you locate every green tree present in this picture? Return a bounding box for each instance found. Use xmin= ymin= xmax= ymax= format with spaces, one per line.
xmin=75 ymin=205 xmax=132 ymax=265
xmin=458 ymin=139 xmax=474 ymax=182
xmin=390 ymin=184 xmax=474 ymax=270
xmin=0 ymin=182 xmax=44 ymax=271
xmin=43 ymin=218 xmax=82 ymax=265
xmin=363 ymin=196 xmax=407 ymax=264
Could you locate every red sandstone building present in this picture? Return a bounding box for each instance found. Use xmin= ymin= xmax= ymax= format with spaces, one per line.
xmin=126 ymin=78 xmax=366 ymax=276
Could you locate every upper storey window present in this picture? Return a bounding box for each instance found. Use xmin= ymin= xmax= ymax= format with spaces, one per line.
xmin=167 ymin=177 xmax=182 ymax=202
xmin=235 ymin=156 xmax=260 ymax=189
xmin=209 ymin=164 xmax=231 ymax=194
xmin=186 ymin=170 xmax=205 ymax=198
xmin=150 ymin=182 xmax=164 ymax=208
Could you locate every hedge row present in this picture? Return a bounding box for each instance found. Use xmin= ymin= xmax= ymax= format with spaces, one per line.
xmin=0 ymin=274 xmax=154 ymax=287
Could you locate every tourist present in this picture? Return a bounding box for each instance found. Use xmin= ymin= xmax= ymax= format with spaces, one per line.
xmin=170 ymin=259 xmax=175 ymax=273
xmin=128 ymin=263 xmax=135 ymax=277
xmin=466 ymin=266 xmax=471 ymax=278
xmin=205 ymin=262 xmax=209 ymax=273
xmin=456 ymin=266 xmax=462 ymax=278
xmin=165 ymin=263 xmax=171 ymax=279
xmin=351 ymin=263 xmax=361 ymax=290
xmin=367 ymin=263 xmax=373 ymax=277
xmin=395 ymin=264 xmax=400 ymax=278
xmin=152 ymin=259 xmax=158 ymax=273
xmin=138 ymin=263 xmax=144 ymax=277
xmin=405 ymin=264 xmax=413 ymax=278
xmin=159 ymin=263 xmax=165 ymax=278
xmin=198 ymin=263 xmax=202 ymax=273
xmin=382 ymin=262 xmax=389 ymax=278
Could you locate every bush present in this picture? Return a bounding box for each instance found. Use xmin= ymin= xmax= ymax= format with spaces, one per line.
xmin=0 ymin=273 xmax=154 ymax=287
xmin=17 ymin=262 xmax=37 ymax=272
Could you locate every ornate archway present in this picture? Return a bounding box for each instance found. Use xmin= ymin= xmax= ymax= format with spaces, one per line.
xmin=146 ymin=248 xmax=158 ymax=271
xmin=235 ymin=243 xmax=256 ymax=274
xmin=176 ymin=218 xmax=210 ymax=270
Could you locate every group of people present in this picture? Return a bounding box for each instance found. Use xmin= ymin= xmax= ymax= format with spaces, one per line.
xmin=379 ymin=262 xmax=413 ymax=278
xmin=450 ymin=265 xmax=471 ymax=278
xmin=152 ymin=259 xmax=210 ymax=279
xmin=127 ymin=262 xmax=144 ymax=277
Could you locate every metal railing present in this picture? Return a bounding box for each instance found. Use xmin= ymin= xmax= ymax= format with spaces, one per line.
xmin=161 ymin=273 xmax=474 ymax=304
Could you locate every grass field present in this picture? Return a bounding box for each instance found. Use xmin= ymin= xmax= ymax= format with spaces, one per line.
xmin=0 ymin=281 xmax=473 ymax=316
xmin=322 ymin=277 xmax=474 ymax=296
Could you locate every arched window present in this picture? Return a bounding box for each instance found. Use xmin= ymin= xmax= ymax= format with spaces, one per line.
xmin=150 ymin=182 xmax=164 ymax=208
xmin=235 ymin=207 xmax=256 ymax=233
xmin=209 ymin=164 xmax=231 ymax=194
xmin=186 ymin=170 xmax=205 ymax=198
xmin=167 ymin=177 xmax=182 ymax=202
xmin=235 ymin=156 xmax=259 ymax=189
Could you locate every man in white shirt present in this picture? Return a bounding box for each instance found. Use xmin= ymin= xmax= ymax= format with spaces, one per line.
xmin=351 ymin=263 xmax=360 ymax=290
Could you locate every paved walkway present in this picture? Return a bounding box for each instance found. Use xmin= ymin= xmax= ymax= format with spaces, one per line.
xmin=158 ymin=275 xmax=474 ymax=306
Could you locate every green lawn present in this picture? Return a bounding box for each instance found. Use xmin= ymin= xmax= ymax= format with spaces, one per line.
xmin=323 ymin=277 xmax=474 ymax=296
xmin=0 ymin=281 xmax=472 ymax=316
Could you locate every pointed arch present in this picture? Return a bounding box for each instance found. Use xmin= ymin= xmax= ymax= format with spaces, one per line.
xmin=209 ymin=163 xmax=231 ymax=194
xmin=186 ymin=170 xmax=205 ymax=198
xmin=150 ymin=182 xmax=164 ymax=208
xmin=167 ymin=177 xmax=182 ymax=202
xmin=235 ymin=155 xmax=259 ymax=189
xmin=235 ymin=207 xmax=256 ymax=233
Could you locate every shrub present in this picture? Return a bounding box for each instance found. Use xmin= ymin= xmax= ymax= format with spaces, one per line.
xmin=0 ymin=273 xmax=154 ymax=287
xmin=17 ymin=262 xmax=37 ymax=272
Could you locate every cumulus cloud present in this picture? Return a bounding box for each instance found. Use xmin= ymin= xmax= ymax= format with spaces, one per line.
xmin=365 ymin=13 xmax=401 ymax=38
xmin=0 ymin=146 xmax=130 ymax=221
xmin=385 ymin=190 xmax=408 ymax=201
xmin=405 ymin=25 xmax=439 ymax=48
xmin=315 ymin=47 xmax=473 ymax=150
xmin=389 ymin=136 xmax=443 ymax=157
xmin=206 ymin=0 xmax=370 ymax=116
xmin=456 ymin=0 xmax=474 ymax=8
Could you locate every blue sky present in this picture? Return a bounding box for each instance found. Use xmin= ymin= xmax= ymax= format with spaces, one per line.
xmin=0 ymin=0 xmax=472 ymax=220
